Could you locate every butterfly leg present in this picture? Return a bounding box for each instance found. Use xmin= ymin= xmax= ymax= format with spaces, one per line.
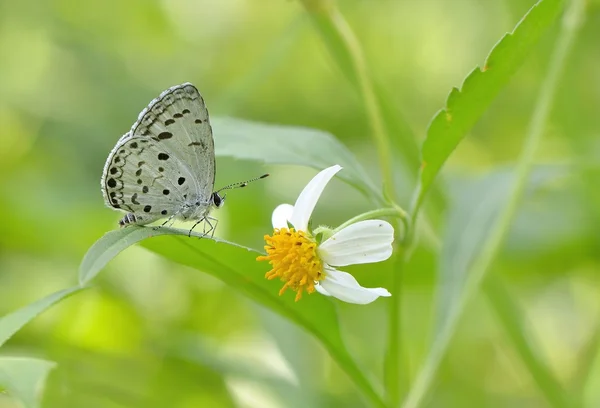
xmin=188 ymin=217 xmax=206 ymax=238
xmin=152 ymin=208 xmax=182 ymax=231
xmin=187 ymin=216 xmax=219 ymax=238
xmin=203 ymin=216 xmax=219 ymax=238
xmin=152 ymin=215 xmax=174 ymax=231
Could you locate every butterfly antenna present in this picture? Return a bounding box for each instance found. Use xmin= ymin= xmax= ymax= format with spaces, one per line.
xmin=216 ymin=173 xmax=269 ymax=193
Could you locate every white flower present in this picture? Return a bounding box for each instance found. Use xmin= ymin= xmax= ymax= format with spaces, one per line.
xmin=257 ymin=164 xmax=393 ymax=304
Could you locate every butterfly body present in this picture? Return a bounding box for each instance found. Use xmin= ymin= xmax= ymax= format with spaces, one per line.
xmin=101 ymin=83 xmax=218 ymax=229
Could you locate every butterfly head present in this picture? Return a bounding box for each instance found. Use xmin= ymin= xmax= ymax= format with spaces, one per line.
xmin=211 ymin=192 xmax=225 ymax=209
xmin=212 ymin=173 xmax=269 ymax=209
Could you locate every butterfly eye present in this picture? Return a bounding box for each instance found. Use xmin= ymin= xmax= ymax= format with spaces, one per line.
xmin=212 ymin=192 xmax=225 ymax=208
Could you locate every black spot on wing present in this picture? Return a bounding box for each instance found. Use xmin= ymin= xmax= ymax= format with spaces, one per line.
xmin=143 ymin=205 xmax=152 ymax=213
xmin=158 ymin=153 xmax=169 ymax=160
xmin=165 ymin=118 xmax=175 ymax=126
xmin=158 ymin=132 xmax=173 ymax=140
xmin=178 ymin=177 xmax=185 ymax=185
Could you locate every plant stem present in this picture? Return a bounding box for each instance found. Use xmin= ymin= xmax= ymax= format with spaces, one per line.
xmin=383 ymin=246 xmax=405 ymax=406
xmin=328 ymin=13 xmax=397 ymax=202
xmin=298 ymin=0 xmax=397 ymax=203
xmin=332 ymin=207 xmax=408 ymax=234
xmin=402 ymin=1 xmax=585 ymax=407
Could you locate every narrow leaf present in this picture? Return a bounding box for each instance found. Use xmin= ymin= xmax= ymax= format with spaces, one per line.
xmin=175 ymin=335 xmax=322 ymax=408
xmin=414 ymin=0 xmax=564 ymax=212
xmin=212 ymin=117 xmax=380 ymax=200
xmin=0 ymin=357 xmax=56 ymax=408
xmin=437 ymin=166 xmax=567 ymax=331
xmin=0 ymin=287 xmax=81 ymax=348
xmin=79 ymin=226 xmax=385 ymax=407
xmin=435 ymin=166 xmax=571 ymax=406
xmin=78 ymin=226 xmax=251 ymax=285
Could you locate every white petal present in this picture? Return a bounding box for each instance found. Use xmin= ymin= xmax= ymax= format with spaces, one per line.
xmin=315 ymin=284 xmax=331 ymax=296
xmin=289 ymin=165 xmax=342 ymax=231
xmin=320 ymin=268 xmax=391 ymax=304
xmin=319 ymin=220 xmax=394 ymax=266
xmin=271 ymin=204 xmax=295 ymax=229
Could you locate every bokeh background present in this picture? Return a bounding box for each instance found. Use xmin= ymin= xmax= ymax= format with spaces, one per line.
xmin=1 ymin=0 xmax=599 ymax=407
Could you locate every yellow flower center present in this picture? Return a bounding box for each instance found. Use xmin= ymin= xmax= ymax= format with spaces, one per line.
xmin=257 ymin=228 xmax=324 ymax=301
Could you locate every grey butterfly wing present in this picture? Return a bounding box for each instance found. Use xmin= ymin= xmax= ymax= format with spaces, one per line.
xmin=101 ymin=135 xmax=193 ymax=223
xmin=131 ymin=83 xmax=215 ymax=199
xmin=101 ymin=83 xmax=215 ymax=223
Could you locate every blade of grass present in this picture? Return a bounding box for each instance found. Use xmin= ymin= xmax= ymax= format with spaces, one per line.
xmin=402 ymin=0 xmax=585 ymax=406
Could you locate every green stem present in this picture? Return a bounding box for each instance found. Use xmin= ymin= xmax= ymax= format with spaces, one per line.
xmin=332 ymin=207 xmax=408 ymax=234
xmin=298 ymin=0 xmax=397 ymax=203
xmin=328 ymin=12 xmax=396 ymax=202
xmin=384 ymin=247 xmax=405 ymax=406
xmin=402 ymin=1 xmax=585 ymax=407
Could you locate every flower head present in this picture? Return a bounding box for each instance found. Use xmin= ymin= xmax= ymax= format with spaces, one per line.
xmin=257 ymin=165 xmax=393 ymax=304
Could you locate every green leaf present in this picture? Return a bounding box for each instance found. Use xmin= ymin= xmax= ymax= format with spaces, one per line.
xmin=435 ymin=166 xmax=570 ymax=407
xmin=174 ymin=334 xmax=323 ymax=408
xmin=211 ymin=117 xmax=380 ymax=200
xmin=79 ymin=226 xmax=386 ymax=407
xmin=256 ymin=308 xmax=324 ymax=407
xmin=414 ymin=0 xmax=565 ymax=213
xmin=436 ymin=165 xmax=566 ymax=331
xmin=0 ymin=287 xmax=82 ymax=348
xmin=78 ymin=226 xmax=252 ymax=286
xmin=0 ymin=357 xmax=56 ymax=408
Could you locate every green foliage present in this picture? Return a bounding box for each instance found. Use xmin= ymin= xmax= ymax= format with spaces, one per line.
xmin=414 ymin=0 xmax=565 ymax=213
xmin=436 ymin=167 xmax=571 ymax=406
xmin=0 ymin=288 xmax=82 ymax=348
xmin=0 ymin=0 xmax=595 ymax=407
xmin=0 ymin=288 xmax=81 ymax=406
xmin=212 ymin=117 xmax=380 ymax=200
xmin=79 ymin=226 xmax=385 ymax=407
xmin=0 ymin=358 xmax=56 ymax=408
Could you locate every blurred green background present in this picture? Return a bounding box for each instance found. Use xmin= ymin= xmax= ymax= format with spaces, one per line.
xmin=1 ymin=0 xmax=599 ymax=407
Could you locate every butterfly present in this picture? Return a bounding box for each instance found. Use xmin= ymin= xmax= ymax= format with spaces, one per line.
xmin=101 ymin=82 xmax=268 ymax=236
